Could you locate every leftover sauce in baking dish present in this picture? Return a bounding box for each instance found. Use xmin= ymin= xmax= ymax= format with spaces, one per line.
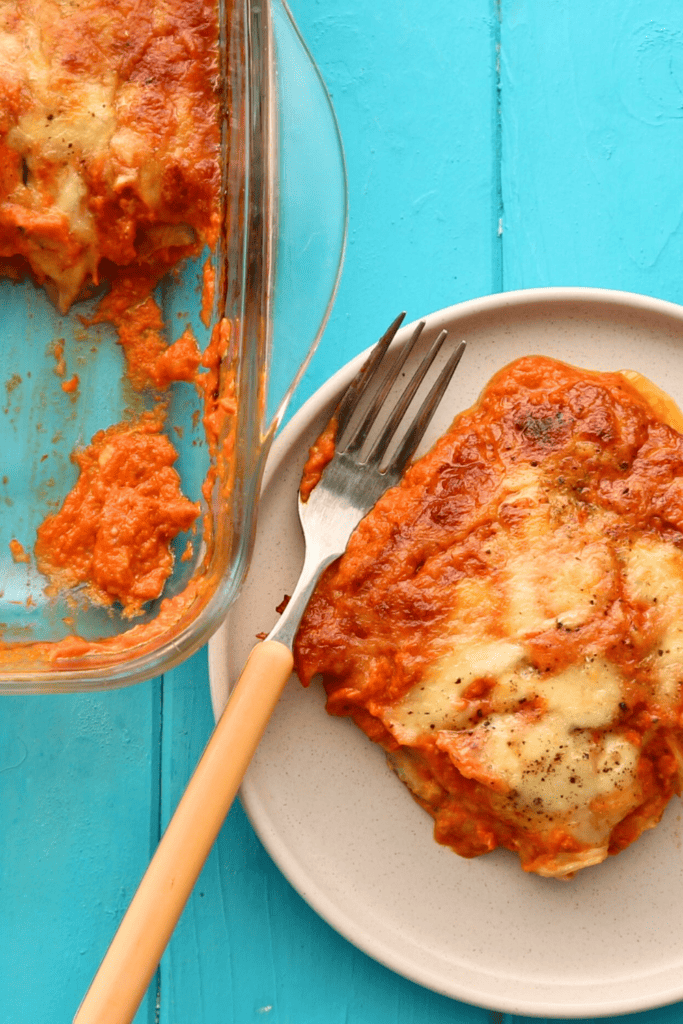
xmin=0 ymin=0 xmax=230 ymax=643
xmin=294 ymin=356 xmax=683 ymax=878
xmin=35 ymin=413 xmax=200 ymax=619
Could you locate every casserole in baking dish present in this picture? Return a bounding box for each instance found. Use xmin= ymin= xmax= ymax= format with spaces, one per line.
xmin=0 ymin=0 xmax=346 ymax=691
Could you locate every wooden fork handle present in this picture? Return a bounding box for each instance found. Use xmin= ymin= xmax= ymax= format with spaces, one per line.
xmin=73 ymin=639 xmax=294 ymax=1024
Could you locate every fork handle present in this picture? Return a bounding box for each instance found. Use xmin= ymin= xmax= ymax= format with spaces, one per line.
xmin=73 ymin=639 xmax=294 ymax=1024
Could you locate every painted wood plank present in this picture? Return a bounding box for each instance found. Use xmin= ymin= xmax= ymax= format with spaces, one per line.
xmin=0 ymin=681 xmax=161 ymax=1024
xmin=499 ymin=0 xmax=683 ymax=305
xmin=288 ymin=0 xmax=502 ymax=406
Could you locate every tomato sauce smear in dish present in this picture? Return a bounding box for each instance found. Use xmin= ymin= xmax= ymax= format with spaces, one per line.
xmin=35 ymin=413 xmax=200 ymax=619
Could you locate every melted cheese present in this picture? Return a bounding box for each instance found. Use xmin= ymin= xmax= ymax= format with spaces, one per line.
xmin=386 ymin=640 xmax=526 ymax=741
xmin=383 ymin=457 xmax=682 ymax=865
xmin=624 ymin=536 xmax=683 ymax=606
xmin=440 ymin=658 xmax=636 ymax=832
xmin=441 ymin=715 xmax=637 ymax=820
xmin=624 ymin=537 xmax=683 ymax=706
xmin=0 ymin=0 xmax=220 ymax=310
xmin=8 ymin=84 xmax=118 ymax=166
xmin=386 ymin=465 xmax=632 ymax=830
xmin=496 ymin=470 xmax=617 ymax=635
xmin=381 ymin=468 xmax=677 ymax=861
xmin=2 ymin=8 xmax=116 ymax=295
xmin=390 ymin=648 xmax=635 ymax=846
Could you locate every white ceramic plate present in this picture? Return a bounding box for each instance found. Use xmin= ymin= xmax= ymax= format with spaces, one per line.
xmin=209 ymin=288 xmax=683 ymax=1018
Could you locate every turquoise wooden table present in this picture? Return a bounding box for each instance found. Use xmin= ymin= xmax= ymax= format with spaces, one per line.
xmin=4 ymin=1 xmax=683 ymax=1022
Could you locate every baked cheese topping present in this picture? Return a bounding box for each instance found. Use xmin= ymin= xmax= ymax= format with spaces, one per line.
xmin=0 ymin=0 xmax=220 ymax=310
xmin=294 ymin=355 xmax=683 ymax=878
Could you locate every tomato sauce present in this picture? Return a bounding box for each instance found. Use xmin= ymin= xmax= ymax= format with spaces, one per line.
xmin=35 ymin=413 xmax=200 ymax=618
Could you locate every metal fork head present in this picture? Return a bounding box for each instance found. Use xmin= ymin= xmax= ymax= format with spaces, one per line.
xmin=334 ymin=313 xmax=466 ymax=485
xmin=272 ymin=314 xmax=465 ymax=649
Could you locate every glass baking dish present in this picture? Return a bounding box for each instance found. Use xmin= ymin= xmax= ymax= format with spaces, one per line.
xmin=0 ymin=0 xmax=346 ymax=693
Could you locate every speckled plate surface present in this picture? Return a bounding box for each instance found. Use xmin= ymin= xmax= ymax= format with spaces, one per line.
xmin=209 ymin=288 xmax=683 ymax=1018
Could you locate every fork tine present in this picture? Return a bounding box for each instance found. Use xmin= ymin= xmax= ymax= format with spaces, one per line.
xmin=335 ymin=312 xmax=406 ymax=438
xmin=344 ymin=319 xmax=426 ymax=455
xmin=383 ymin=338 xmax=466 ymax=476
xmin=366 ymin=327 xmax=449 ymax=466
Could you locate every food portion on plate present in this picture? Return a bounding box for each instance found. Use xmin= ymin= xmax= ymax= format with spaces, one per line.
xmin=294 ymin=354 xmax=683 ymax=878
xmin=0 ymin=0 xmax=231 ymax=641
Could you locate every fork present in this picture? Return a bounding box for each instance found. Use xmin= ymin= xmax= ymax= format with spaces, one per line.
xmin=73 ymin=313 xmax=465 ymax=1024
